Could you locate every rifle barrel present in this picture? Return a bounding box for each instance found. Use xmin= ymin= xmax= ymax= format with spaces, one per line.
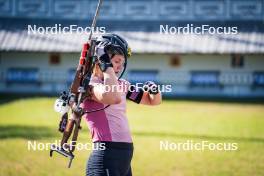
xmin=88 ymin=0 xmax=103 ymax=40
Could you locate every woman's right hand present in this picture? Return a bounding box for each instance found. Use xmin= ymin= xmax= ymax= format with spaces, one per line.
xmin=95 ymin=41 xmax=113 ymax=72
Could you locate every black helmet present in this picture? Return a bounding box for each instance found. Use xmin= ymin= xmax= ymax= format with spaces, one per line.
xmin=96 ymin=33 xmax=131 ymax=59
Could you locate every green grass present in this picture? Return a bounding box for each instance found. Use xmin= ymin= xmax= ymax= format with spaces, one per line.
xmin=0 ymin=97 xmax=264 ymax=176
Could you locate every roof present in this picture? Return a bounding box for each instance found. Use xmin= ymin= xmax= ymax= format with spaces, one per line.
xmin=0 ymin=30 xmax=263 ymax=54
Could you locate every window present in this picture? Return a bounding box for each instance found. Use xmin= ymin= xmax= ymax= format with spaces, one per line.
xmin=6 ymin=68 xmax=39 ymax=84
xmin=231 ymin=54 xmax=244 ymax=68
xmin=190 ymin=71 xmax=220 ymax=87
xmin=170 ymin=54 xmax=181 ymax=67
xmin=49 ymin=53 xmax=61 ymax=65
xmin=253 ymin=72 xmax=264 ymax=87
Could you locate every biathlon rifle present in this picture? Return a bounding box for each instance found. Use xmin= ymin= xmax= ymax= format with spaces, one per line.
xmin=50 ymin=0 xmax=103 ymax=168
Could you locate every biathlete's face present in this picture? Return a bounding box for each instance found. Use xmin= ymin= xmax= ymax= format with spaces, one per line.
xmin=111 ymin=54 xmax=125 ymax=74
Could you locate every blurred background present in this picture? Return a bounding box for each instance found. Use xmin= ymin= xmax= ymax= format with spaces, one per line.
xmin=0 ymin=0 xmax=264 ymax=176
xmin=0 ymin=0 xmax=263 ymax=98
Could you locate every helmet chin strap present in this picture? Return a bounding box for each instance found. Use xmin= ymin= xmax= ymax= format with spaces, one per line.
xmin=117 ymin=56 xmax=127 ymax=80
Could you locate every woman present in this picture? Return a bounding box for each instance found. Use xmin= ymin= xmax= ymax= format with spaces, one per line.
xmin=83 ymin=34 xmax=162 ymax=176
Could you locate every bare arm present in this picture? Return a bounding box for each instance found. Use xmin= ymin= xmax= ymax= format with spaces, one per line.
xmin=91 ymin=67 xmax=121 ymax=104
xmin=126 ymin=81 xmax=162 ymax=105
xmin=140 ymin=91 xmax=162 ymax=105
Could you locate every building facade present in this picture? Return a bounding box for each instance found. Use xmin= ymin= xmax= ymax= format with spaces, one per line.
xmin=0 ymin=0 xmax=263 ymax=98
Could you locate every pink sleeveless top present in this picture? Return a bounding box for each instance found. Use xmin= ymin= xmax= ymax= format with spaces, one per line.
xmin=82 ymin=76 xmax=132 ymax=143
